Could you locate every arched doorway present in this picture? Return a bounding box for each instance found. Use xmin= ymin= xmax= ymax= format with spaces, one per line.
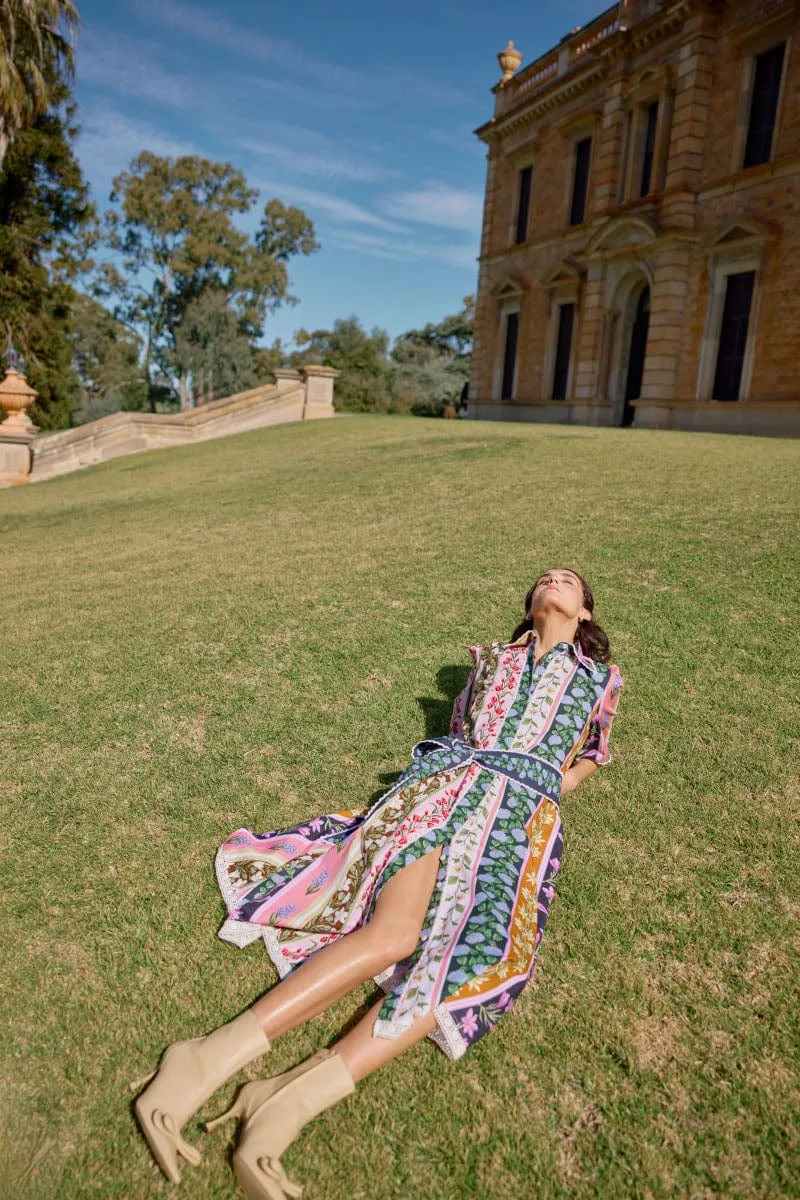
xmin=621 ymin=286 xmax=650 ymax=427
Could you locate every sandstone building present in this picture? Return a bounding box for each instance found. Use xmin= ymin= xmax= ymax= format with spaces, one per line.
xmin=468 ymin=0 xmax=800 ymax=436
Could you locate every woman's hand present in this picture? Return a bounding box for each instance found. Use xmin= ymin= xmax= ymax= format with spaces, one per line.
xmin=560 ymin=759 xmax=598 ymax=795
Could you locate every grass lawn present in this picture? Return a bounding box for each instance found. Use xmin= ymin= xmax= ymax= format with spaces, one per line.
xmin=1 ymin=414 xmax=798 ymax=1200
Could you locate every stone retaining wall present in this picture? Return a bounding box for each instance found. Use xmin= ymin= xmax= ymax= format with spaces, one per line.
xmin=28 ymin=369 xmax=335 ymax=483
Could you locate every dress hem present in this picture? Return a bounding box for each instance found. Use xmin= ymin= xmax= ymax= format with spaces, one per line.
xmin=261 ymin=923 xmax=294 ymax=980
xmin=371 ymin=979 xmax=467 ymax=1061
xmin=216 ymin=833 xmax=467 ymax=1062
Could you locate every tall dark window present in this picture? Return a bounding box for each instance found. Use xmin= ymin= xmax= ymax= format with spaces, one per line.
xmin=501 ymin=311 xmax=519 ymax=400
xmin=569 ymin=137 xmax=592 ymax=226
xmin=515 ymin=165 xmax=533 ymax=244
xmin=743 ymin=43 xmax=786 ymax=168
xmin=551 ymin=302 xmax=575 ymax=401
xmin=712 ymin=271 xmax=755 ymax=401
xmin=624 ymin=288 xmax=650 ymax=409
xmin=639 ymin=100 xmax=659 ymax=196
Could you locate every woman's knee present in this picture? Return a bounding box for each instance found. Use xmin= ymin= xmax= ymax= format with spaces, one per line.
xmin=366 ymin=919 xmax=422 ymax=966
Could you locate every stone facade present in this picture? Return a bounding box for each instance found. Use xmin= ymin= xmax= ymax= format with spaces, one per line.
xmin=470 ymin=0 xmax=800 ymax=436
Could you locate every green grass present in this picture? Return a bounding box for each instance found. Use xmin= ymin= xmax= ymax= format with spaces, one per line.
xmin=1 ymin=414 xmax=799 ymax=1200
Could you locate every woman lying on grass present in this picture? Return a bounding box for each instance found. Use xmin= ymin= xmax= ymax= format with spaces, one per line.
xmin=133 ymin=567 xmax=624 ymax=1199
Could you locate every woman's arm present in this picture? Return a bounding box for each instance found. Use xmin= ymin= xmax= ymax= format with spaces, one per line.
xmin=560 ymin=757 xmax=598 ymax=795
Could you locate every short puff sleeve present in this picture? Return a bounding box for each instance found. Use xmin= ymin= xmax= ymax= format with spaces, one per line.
xmin=576 ymin=664 xmax=624 ymax=766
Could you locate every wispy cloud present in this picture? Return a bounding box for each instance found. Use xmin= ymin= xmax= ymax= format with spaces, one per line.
xmin=430 ymin=242 xmax=479 ymax=269
xmin=253 ymin=183 xmax=407 ymax=235
xmin=234 ymin=136 xmax=400 ymax=186
xmin=377 ymin=67 xmax=472 ymax=110
xmin=76 ymin=24 xmax=397 ymax=183
xmin=131 ymin=0 xmax=471 ymax=110
xmin=381 ymin=184 xmax=483 ymax=232
xmin=328 ymin=229 xmax=477 ymax=271
xmin=240 ymin=73 xmax=364 ymax=113
xmin=326 ymin=229 xmax=411 ymax=264
xmin=77 ymin=107 xmax=201 ymax=192
xmin=134 ymin=0 xmax=362 ymax=94
xmin=76 ymin=27 xmax=197 ymax=109
xmin=425 ymin=126 xmax=482 ymax=154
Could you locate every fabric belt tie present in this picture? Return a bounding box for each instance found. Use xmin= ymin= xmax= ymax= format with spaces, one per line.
xmin=398 ymin=735 xmax=563 ymax=805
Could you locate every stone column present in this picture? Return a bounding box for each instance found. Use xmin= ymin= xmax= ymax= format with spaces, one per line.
xmin=469 ymin=147 xmax=501 ymax=409
xmin=641 ymin=240 xmax=694 ymax=406
xmin=593 ymin=80 xmax=627 ymax=217
xmin=300 ymin=365 xmax=338 ymax=419
xmin=272 ymin=368 xmax=302 ymax=393
xmin=661 ymin=17 xmax=714 ymax=229
xmin=0 ymin=368 xmax=38 ymax=487
xmin=573 ymin=265 xmax=606 ymax=412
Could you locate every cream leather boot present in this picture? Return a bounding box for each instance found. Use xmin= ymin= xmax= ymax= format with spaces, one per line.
xmin=132 ymin=1008 xmax=271 ymax=1183
xmin=205 ymin=1047 xmax=355 ymax=1200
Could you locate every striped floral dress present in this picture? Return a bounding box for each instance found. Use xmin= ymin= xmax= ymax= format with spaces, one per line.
xmin=216 ymin=628 xmax=624 ymax=1060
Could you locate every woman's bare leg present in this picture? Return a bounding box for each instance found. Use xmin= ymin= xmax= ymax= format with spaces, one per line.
xmin=334 ymin=997 xmax=438 ymax=1083
xmin=251 ymin=847 xmax=442 ymax=1041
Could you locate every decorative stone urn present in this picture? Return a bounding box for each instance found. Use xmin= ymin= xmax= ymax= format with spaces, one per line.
xmin=498 ymin=41 xmax=523 ymax=86
xmin=0 ymin=365 xmax=38 ymax=487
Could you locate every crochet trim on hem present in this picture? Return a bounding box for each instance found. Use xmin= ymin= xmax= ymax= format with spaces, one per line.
xmin=372 ymin=968 xmax=467 ymax=1061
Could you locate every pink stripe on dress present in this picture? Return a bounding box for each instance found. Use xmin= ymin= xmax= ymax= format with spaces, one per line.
xmin=424 ymin=772 xmax=507 ymax=1004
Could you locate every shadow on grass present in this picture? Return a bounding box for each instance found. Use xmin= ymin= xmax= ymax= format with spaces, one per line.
xmin=324 ymin=987 xmax=385 ymax=1043
xmin=362 ymin=664 xmax=471 ymax=806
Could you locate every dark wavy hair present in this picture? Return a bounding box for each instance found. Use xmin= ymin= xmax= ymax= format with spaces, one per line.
xmin=510 ymin=568 xmax=612 ymax=663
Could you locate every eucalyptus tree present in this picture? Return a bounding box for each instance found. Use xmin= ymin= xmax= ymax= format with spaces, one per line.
xmin=391 ymin=296 xmax=474 ymax=415
xmin=69 ymin=292 xmax=147 ymax=423
xmin=98 ymin=153 xmax=318 ymax=409
xmin=171 ymin=290 xmax=258 ymax=407
xmin=293 ymin=317 xmax=393 ymax=413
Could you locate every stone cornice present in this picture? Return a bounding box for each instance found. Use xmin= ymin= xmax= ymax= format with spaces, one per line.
xmin=726 ymin=0 xmax=797 ymax=46
xmin=476 ymin=61 xmax=608 ymax=143
xmin=477 ymin=221 xmax=700 ymax=268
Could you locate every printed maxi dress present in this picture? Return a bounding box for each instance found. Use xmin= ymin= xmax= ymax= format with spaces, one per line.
xmin=216 ymin=627 xmax=624 ymax=1060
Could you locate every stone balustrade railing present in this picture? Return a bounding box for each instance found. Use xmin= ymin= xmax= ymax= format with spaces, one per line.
xmin=494 ymin=1 xmax=667 ymax=118
xmin=570 ymin=9 xmax=622 ymax=64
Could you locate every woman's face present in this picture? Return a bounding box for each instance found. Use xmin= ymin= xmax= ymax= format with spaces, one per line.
xmin=529 ymin=569 xmax=591 ymax=625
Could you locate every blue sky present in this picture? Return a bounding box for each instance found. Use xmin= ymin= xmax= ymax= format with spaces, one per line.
xmin=73 ymin=0 xmax=604 ymax=348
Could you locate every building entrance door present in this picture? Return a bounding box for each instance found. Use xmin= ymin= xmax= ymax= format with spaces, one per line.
xmin=622 ymin=286 xmax=650 ymax=427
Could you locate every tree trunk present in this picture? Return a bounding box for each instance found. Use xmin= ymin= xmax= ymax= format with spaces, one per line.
xmin=0 ymin=119 xmax=8 ymax=174
xmin=144 ymin=329 xmax=157 ymax=413
xmin=179 ymin=374 xmax=193 ymax=411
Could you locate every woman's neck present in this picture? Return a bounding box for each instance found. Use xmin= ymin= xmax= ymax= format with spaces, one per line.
xmin=532 ymin=615 xmax=578 ymax=663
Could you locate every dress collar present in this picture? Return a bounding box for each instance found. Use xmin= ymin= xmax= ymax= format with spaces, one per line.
xmin=506 ymin=626 xmax=594 ymax=670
